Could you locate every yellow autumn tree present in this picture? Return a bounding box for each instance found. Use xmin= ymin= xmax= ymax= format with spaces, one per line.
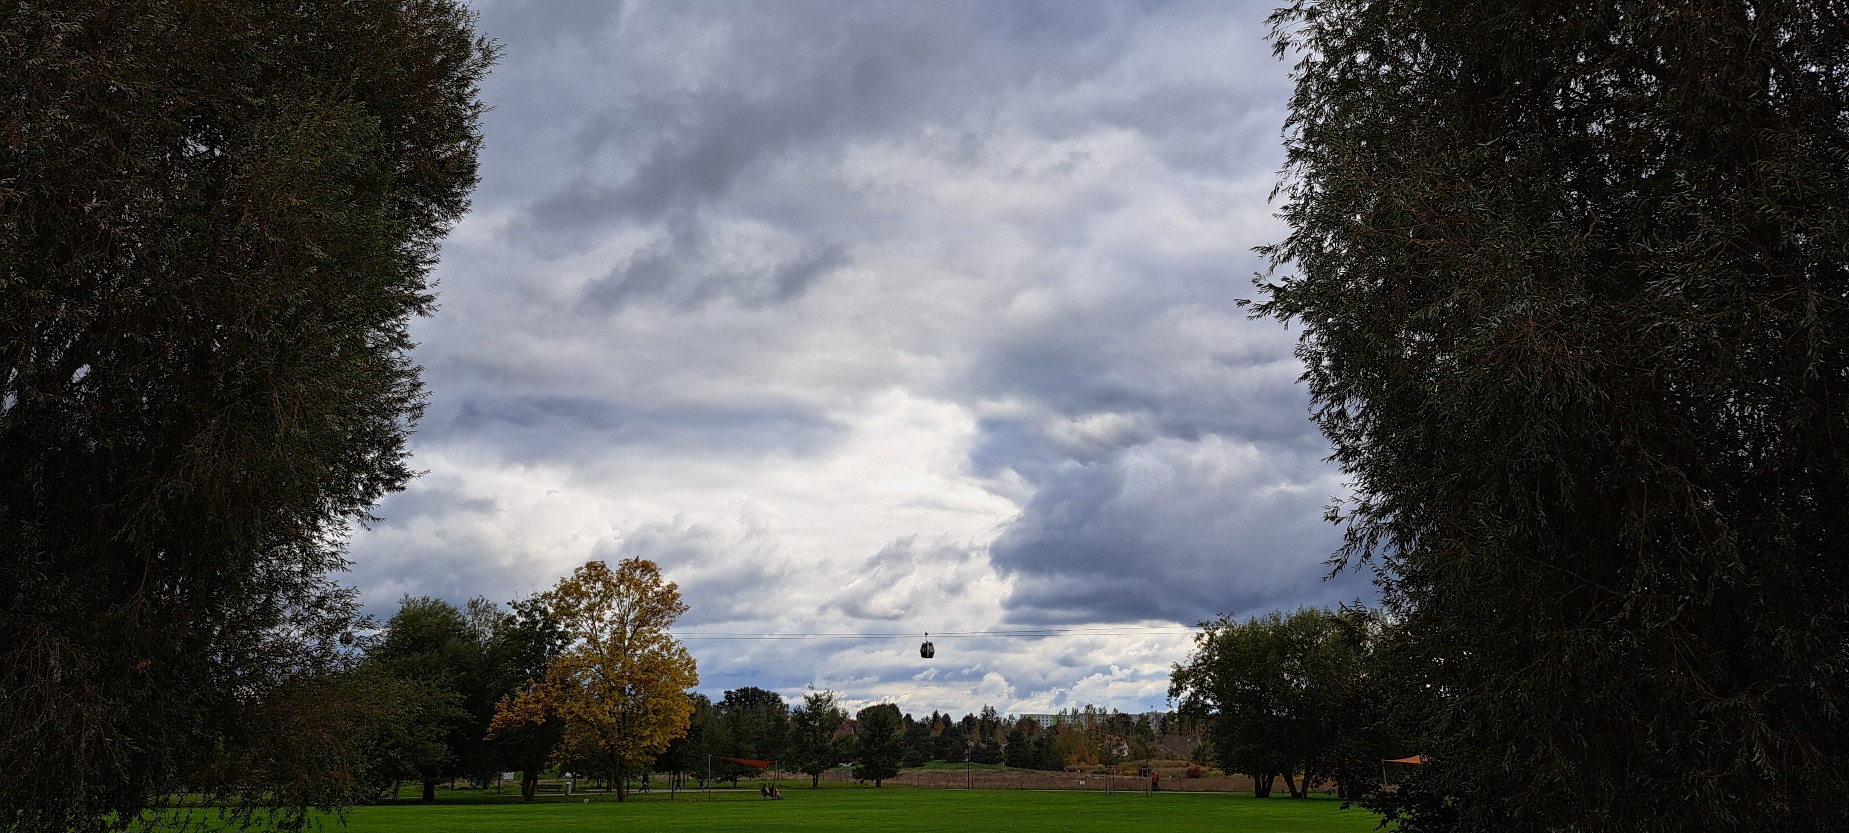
xmin=489 ymin=558 xmax=698 ymax=801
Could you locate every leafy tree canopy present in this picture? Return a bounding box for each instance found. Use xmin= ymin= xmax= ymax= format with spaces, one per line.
xmin=853 ymin=704 xmax=905 ymax=787
xmin=489 ymin=559 xmax=699 ymax=803
xmin=789 ymin=689 xmax=850 ymax=787
xmin=1257 ymin=2 xmax=1849 ymax=830
xmin=1170 ymin=607 xmax=1383 ymax=799
xmin=0 ymin=2 xmax=492 ymax=830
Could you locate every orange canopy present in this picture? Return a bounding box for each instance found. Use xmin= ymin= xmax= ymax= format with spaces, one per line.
xmin=1383 ymin=755 xmax=1428 ymax=765
xmin=719 ymin=757 xmax=773 ymax=769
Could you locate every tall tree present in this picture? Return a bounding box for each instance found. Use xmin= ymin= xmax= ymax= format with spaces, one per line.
xmin=789 ymin=690 xmax=849 ymax=787
xmin=365 ymin=596 xmax=478 ymax=801
xmin=719 ymin=686 xmax=790 ymax=766
xmin=687 ymin=695 xmax=733 ymax=787
xmin=0 ymin=2 xmax=492 ymax=830
xmin=480 ymin=593 xmax=567 ymax=802
xmin=1002 ymin=725 xmax=1034 ymax=769
xmin=977 ymin=705 xmax=1003 ymax=743
xmin=852 ymin=704 xmax=905 ymax=787
xmin=1257 ymin=3 xmax=1849 ymax=831
xmin=932 ymin=722 xmax=968 ymax=763
xmin=901 ymin=716 xmax=935 ymax=767
xmin=490 ymin=559 xmax=699 ymax=802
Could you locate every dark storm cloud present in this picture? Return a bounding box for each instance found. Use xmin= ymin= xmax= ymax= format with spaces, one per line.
xmin=421 ymin=394 xmax=847 ymax=462
xmin=579 ymin=214 xmax=849 ymax=310
xmin=346 ymin=493 xmax=553 ymax=619
xmin=497 ymin=2 xmax=994 ymax=255
xmin=988 ymin=439 xmax=1371 ymax=625
xmin=484 ymin=0 xmax=1248 ymax=257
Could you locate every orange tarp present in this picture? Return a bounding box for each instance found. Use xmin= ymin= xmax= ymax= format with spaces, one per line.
xmin=1383 ymin=755 xmax=1428 ymax=765
xmin=720 ymin=757 xmax=773 ymax=768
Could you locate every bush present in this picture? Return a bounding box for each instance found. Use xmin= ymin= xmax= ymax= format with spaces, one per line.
xmin=1185 ymin=765 xmax=1203 ymax=779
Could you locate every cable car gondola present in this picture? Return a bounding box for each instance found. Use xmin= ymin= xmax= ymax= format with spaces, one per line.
xmin=920 ymin=633 xmax=934 ymax=659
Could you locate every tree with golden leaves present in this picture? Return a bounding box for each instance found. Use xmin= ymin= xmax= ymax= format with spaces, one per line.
xmin=489 ymin=559 xmax=698 ymax=801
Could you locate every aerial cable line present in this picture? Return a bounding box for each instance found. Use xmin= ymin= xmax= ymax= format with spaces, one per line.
xmin=674 ymin=625 xmax=1198 ymax=641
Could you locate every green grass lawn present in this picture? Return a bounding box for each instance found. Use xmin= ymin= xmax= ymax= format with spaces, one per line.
xmin=312 ymin=787 xmax=1380 ymax=833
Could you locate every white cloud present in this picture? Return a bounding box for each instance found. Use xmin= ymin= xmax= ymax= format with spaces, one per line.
xmin=347 ymin=0 xmax=1362 ymax=714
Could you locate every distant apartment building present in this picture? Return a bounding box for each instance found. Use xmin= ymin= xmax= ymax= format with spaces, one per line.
xmin=1016 ymin=711 xmax=1170 ymax=732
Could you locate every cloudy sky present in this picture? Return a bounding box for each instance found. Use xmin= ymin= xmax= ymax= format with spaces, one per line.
xmin=347 ymin=0 xmax=1373 ymax=717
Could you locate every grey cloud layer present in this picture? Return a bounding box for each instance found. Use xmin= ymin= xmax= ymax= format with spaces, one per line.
xmin=347 ymin=0 xmax=1363 ymax=711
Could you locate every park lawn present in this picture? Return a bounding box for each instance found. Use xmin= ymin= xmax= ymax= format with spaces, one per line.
xmin=328 ymin=787 xmax=1381 ymax=833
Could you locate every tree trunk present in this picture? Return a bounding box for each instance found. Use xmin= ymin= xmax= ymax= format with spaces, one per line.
xmin=1282 ymin=770 xmax=1303 ymax=798
xmin=1253 ymin=772 xmax=1275 ymax=798
xmin=521 ymin=770 xmax=539 ymax=803
xmin=421 ymin=779 xmax=437 ymax=802
xmin=615 ymin=760 xmax=628 ymax=802
xmin=811 ymin=771 xmax=821 ymax=788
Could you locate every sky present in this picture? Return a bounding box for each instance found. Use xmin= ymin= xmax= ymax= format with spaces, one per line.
xmin=346 ymin=0 xmax=1374 ymax=717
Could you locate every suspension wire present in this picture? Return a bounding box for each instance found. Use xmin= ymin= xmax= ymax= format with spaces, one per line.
xmin=674 ymin=625 xmax=1198 ymax=641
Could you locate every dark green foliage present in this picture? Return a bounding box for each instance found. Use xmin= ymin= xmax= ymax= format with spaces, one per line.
xmin=176 ymin=664 xmax=444 ymax=831
xmin=852 ymin=704 xmax=905 ymax=786
xmin=789 ymin=690 xmax=849 ymax=787
xmin=1002 ymin=726 xmax=1034 ymax=769
xmin=653 ymin=693 xmax=705 ymax=792
xmin=1257 ymin=2 xmax=1849 ymax=830
xmin=364 ymin=596 xmax=487 ymax=800
xmin=719 ymin=686 xmax=790 ymax=765
xmin=680 ymin=696 xmax=738 ymax=786
xmin=485 ymin=594 xmax=568 ymax=802
xmin=977 ymin=705 xmax=1003 ymax=743
xmin=932 ymin=723 xmax=969 ymax=763
xmin=1033 ymin=735 xmax=1065 ymax=771
xmin=0 ymin=1 xmax=492 ymax=830
xmin=901 ymin=716 xmax=935 ymax=767
xmin=1171 ymin=607 xmax=1384 ymax=799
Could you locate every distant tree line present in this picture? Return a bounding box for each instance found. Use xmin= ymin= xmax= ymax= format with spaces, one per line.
xmin=288 ymin=587 xmax=1204 ymax=806
xmin=649 ymin=695 xmax=1191 ymax=789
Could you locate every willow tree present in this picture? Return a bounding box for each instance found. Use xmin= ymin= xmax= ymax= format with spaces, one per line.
xmin=491 ymin=559 xmax=699 ymax=802
xmin=0 ymin=2 xmax=492 ymax=831
xmin=1255 ymin=3 xmax=1849 ymax=831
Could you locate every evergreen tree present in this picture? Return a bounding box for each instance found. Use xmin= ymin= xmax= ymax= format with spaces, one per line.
xmin=978 ymin=705 xmax=1003 ymax=742
xmin=852 ymin=704 xmax=905 ymax=787
xmin=1035 ymin=734 xmax=1066 ymax=771
xmin=901 ymin=717 xmax=935 ymax=767
xmin=932 ymin=724 xmax=968 ymax=763
xmin=1002 ymin=725 xmax=1033 ymax=769
xmin=789 ymin=690 xmax=849 ymax=787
